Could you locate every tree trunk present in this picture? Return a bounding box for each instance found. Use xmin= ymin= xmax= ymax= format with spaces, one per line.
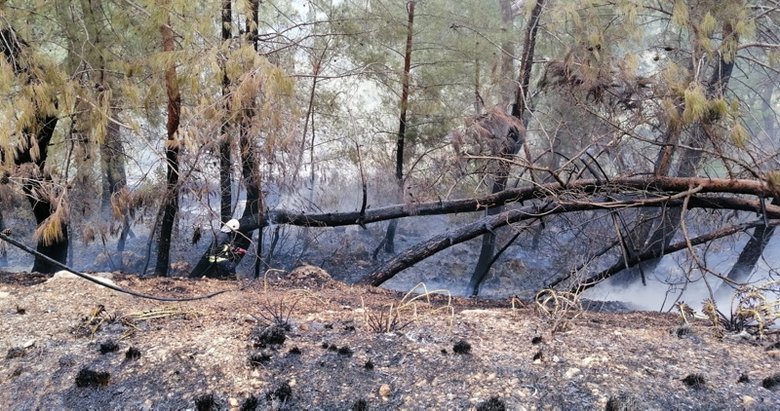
xmin=101 ymin=117 xmax=131 ymax=253
xmin=361 ymin=199 xmax=780 ymax=287
xmin=187 ymin=175 xmax=780 ymax=279
xmin=234 ymin=176 xmax=780 ymax=231
xmin=715 ymin=197 xmax=779 ymax=297
xmin=154 ymin=18 xmax=181 ymax=276
xmin=616 ymin=23 xmax=737 ymax=284
xmin=297 ymin=43 xmax=328 ymax=258
xmin=0 ymin=209 xmax=6 ymax=266
xmin=469 ymin=0 xmax=543 ymax=296
xmin=219 ymin=0 xmax=233 ymax=224
xmin=80 ymin=0 xmax=131 ymax=253
xmin=714 ymin=82 xmax=780 ymax=295
xmin=498 ymin=0 xmax=515 ymax=109
xmin=571 ymin=219 xmax=780 ymax=294
xmin=383 ymin=1 xmax=416 ymax=254
xmin=1 ymin=26 xmax=67 ymax=273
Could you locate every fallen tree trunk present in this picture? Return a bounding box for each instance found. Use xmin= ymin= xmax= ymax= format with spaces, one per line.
xmin=189 ymin=175 xmax=780 ymax=280
xmin=568 ymin=219 xmax=780 ymax=294
xmin=358 ymin=196 xmax=780 ymax=286
xmin=239 ymin=176 xmax=780 ymax=231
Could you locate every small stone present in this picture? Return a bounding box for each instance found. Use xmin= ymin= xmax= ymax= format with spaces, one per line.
xmin=379 ymin=384 xmax=392 ymax=398
xmin=22 ymin=339 xmax=36 ymax=349
xmin=741 ymin=395 xmax=756 ymax=408
xmin=552 ymin=355 xmax=560 ymax=363
xmin=142 ymin=399 xmax=153 ymax=411
xmin=288 ymin=378 xmax=297 ymax=387
xmin=299 ymin=323 xmax=309 ymax=331
xmin=564 ymin=368 xmax=581 ymax=379
xmin=228 ymin=397 xmax=239 ymax=407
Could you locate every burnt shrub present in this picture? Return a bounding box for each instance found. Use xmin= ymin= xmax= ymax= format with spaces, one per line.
xmin=250 ymin=324 xmax=286 ymax=348
xmin=194 ymin=394 xmax=216 ymax=411
xmin=125 ymin=346 xmax=141 ymax=361
xmin=762 ymin=374 xmax=780 ymax=391
xmin=453 ymin=340 xmax=471 ymax=355
xmin=249 ymin=350 xmax=272 ymax=367
xmin=240 ymin=395 xmax=258 ymax=411
xmin=476 ymin=396 xmax=506 ymax=411
xmin=266 ymin=381 xmax=292 ymax=403
xmin=682 ymin=374 xmax=706 ymax=390
xmin=99 ymin=340 xmax=119 ymax=354
xmin=351 ymin=399 xmax=369 ymax=411
xmin=75 ymin=368 xmax=110 ymax=388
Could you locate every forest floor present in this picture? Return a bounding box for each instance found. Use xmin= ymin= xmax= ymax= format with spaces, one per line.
xmin=1 ymin=267 xmax=779 ymax=410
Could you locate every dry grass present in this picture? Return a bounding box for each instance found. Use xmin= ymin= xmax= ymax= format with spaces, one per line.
xmin=362 ymin=283 xmax=454 ymax=333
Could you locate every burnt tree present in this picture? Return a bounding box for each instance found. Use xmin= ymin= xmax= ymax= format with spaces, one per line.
xmin=383 ymin=0 xmax=416 ymax=254
xmin=468 ymin=0 xmax=544 ymax=296
xmin=0 ymin=26 xmax=67 ymax=273
xmin=154 ymin=18 xmax=182 ymax=276
xmin=219 ymin=0 xmax=234 ymax=224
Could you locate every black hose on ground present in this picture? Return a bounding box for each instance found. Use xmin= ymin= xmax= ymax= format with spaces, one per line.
xmin=0 ymin=230 xmax=240 ymax=302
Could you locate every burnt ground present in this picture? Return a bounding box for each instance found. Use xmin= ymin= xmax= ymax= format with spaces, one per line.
xmin=1 ymin=268 xmax=779 ymax=410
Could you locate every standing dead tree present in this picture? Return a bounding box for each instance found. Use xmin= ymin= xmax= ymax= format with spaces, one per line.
xmin=382 ymin=0 xmax=416 ymax=255
xmin=468 ymin=0 xmax=544 ymax=296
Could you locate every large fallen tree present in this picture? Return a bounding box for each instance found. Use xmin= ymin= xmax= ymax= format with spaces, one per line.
xmin=233 ymin=176 xmax=779 ymax=230
xmin=190 ymin=176 xmax=780 ymax=291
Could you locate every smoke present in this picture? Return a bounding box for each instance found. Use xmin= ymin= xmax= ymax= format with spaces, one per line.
xmin=584 ymin=234 xmax=780 ymax=314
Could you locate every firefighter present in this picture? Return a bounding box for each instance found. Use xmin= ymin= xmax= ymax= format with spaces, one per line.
xmin=207 ymin=218 xmax=247 ymax=276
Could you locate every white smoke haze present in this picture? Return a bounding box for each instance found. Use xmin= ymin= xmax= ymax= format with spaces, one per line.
xmin=583 ymin=234 xmax=780 ymax=314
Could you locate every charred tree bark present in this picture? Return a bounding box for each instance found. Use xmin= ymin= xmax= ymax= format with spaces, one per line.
xmin=1 ymin=26 xmax=67 ymax=273
xmin=468 ymin=0 xmax=543 ymax=296
xmin=219 ymin=0 xmax=233 ymax=224
xmin=715 ymin=197 xmax=779 ymax=296
xmin=154 ymin=19 xmax=182 ymax=276
xmin=237 ymin=123 xmax=265 ymax=276
xmin=361 ymin=199 xmax=780 ymax=287
xmin=239 ymin=177 xmax=780 ymax=230
xmin=0 ymin=209 xmax=6 ymax=266
xmin=384 ymin=0 xmax=416 ymax=254
xmin=186 ymin=174 xmax=780 ymax=280
xmin=242 ymin=0 xmax=266 ymax=278
xmin=571 ymin=219 xmax=780 ymax=294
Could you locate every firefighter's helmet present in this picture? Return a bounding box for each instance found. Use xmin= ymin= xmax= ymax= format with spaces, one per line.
xmin=220 ymin=218 xmax=240 ymax=233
